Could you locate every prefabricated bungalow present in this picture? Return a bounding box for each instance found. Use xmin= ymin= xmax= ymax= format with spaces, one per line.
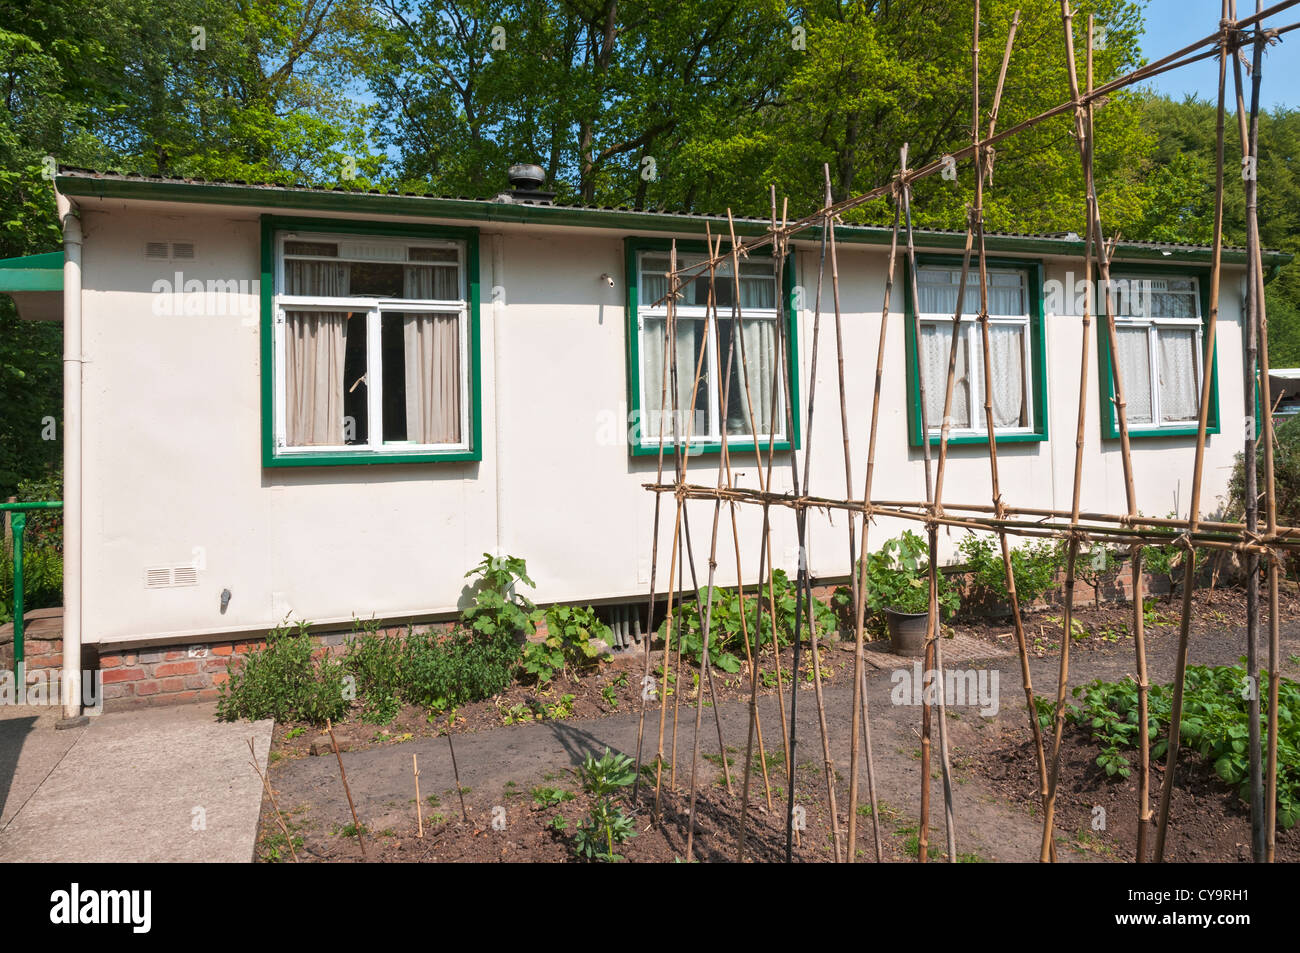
xmin=0 ymin=167 xmax=1286 ymax=715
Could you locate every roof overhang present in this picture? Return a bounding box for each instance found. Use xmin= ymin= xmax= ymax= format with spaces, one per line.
xmin=55 ymin=172 xmax=1291 ymax=271
xmin=0 ymin=251 xmax=63 ymax=322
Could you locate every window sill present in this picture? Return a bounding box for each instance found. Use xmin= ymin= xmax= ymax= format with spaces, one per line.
xmin=912 ymin=431 xmax=1047 ymax=448
xmin=1105 ymin=423 xmax=1220 ymax=440
xmin=631 ymin=440 xmax=794 ymax=458
xmin=264 ymin=448 xmax=480 ymax=467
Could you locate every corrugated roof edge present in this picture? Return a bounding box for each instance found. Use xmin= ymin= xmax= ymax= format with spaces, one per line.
xmin=53 ymin=168 xmax=1290 ymax=268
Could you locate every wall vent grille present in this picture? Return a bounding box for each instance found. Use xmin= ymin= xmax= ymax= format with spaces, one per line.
xmin=145 ymin=565 xmax=200 ymax=589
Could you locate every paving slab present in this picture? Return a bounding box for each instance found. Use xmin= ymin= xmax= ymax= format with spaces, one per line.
xmin=0 ymin=702 xmax=271 ymax=863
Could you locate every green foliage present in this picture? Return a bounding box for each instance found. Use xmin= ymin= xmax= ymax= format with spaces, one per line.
xmin=521 ymin=604 xmax=610 ymax=684
xmin=402 ymin=625 xmax=520 ymax=713
xmin=861 ymin=531 xmax=960 ymax=618
xmin=531 ymin=786 xmax=574 ymax=808
xmin=1229 ymin=416 xmax=1300 ymax=574
xmin=573 ymin=748 xmax=637 ymax=862
xmin=0 ymin=472 xmax=64 ymax=624
xmin=958 ymin=534 xmax=1063 ymax=610
xmin=1076 ymin=541 xmax=1123 ymax=606
xmin=343 ymin=619 xmax=404 ymax=724
xmin=216 ymin=620 xmax=349 ymax=724
xmin=463 ymin=553 xmax=543 ymax=640
xmin=658 ymin=568 xmax=836 ymax=673
xmin=1069 ymin=663 xmax=1300 ymax=828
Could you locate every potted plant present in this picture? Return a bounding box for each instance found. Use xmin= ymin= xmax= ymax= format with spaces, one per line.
xmin=864 ymin=531 xmax=960 ymax=656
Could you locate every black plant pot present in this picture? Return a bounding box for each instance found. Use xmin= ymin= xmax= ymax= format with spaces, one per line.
xmin=885 ymin=607 xmax=929 ymax=657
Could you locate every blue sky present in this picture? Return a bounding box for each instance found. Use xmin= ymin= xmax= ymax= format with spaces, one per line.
xmin=1138 ymin=0 xmax=1297 ymax=109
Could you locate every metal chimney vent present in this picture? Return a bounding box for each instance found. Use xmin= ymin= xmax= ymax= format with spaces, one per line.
xmin=498 ymin=163 xmax=555 ymax=205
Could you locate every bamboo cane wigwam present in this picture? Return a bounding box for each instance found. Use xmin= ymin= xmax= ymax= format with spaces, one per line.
xmin=631 ymin=0 xmax=1300 ymax=862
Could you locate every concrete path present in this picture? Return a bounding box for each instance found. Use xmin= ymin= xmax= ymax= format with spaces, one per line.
xmin=0 ymin=702 xmax=272 ymax=862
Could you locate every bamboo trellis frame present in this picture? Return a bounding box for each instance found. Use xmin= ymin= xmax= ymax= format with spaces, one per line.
xmin=631 ymin=0 xmax=1300 ymax=863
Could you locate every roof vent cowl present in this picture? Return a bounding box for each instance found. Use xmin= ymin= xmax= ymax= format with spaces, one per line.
xmin=498 ymin=163 xmax=556 ymax=206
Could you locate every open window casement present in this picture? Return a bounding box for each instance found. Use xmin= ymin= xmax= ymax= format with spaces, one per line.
xmin=272 ymin=231 xmax=471 ymax=458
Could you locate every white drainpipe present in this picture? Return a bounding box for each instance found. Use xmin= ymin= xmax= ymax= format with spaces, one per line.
xmin=57 ymin=191 xmax=85 ymax=724
xmin=491 ymin=233 xmax=507 ymax=557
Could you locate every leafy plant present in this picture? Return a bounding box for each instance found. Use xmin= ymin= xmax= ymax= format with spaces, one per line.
xmin=402 ymin=624 xmax=520 ymax=712
xmin=462 ymin=553 xmax=543 ymax=640
xmin=1069 ymin=663 xmax=1300 ymax=827
xmin=958 ymin=533 xmax=1062 ymax=611
xmin=343 ymin=618 xmax=404 ymax=724
xmin=863 ymin=531 xmax=960 ymax=618
xmin=658 ymin=568 xmax=838 ymax=673
xmin=1138 ymin=518 xmax=1190 ymax=600
xmin=601 ymin=683 xmax=620 ymax=709
xmin=521 ymin=604 xmax=610 ymax=684
xmin=531 ymin=786 xmax=575 ymax=808
xmin=216 ymin=620 xmax=349 ymax=724
xmin=573 ymin=748 xmax=638 ymax=862
xmin=1077 ymin=542 xmax=1122 ymax=607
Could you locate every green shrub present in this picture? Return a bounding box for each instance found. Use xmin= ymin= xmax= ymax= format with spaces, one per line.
xmin=216 ymin=621 xmax=349 ymax=724
xmin=958 ymin=533 xmax=1062 ymax=610
xmin=344 ymin=619 xmax=405 ymax=724
xmin=658 ymin=569 xmax=837 ymax=673
xmin=1228 ymin=413 xmax=1300 ymax=573
xmin=861 ymin=531 xmax=960 ymax=618
xmin=402 ymin=625 xmax=520 ymax=712
xmin=0 ymin=472 xmax=64 ymax=624
xmin=572 ymin=749 xmax=637 ymax=862
xmin=521 ymin=604 xmax=610 ymax=684
xmin=1069 ymin=663 xmax=1300 ymax=828
xmin=462 ymin=553 xmax=543 ymax=639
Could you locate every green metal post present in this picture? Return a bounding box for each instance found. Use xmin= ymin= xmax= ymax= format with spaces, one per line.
xmin=11 ymin=510 xmax=25 ymax=667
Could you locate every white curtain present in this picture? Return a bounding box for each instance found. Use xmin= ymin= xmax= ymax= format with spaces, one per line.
xmin=917 ymin=269 xmax=1023 ymax=317
xmin=920 ymin=322 xmax=970 ymax=429
xmin=1158 ymin=328 xmax=1199 ymax=421
xmin=988 ymin=324 xmax=1028 ymax=428
xmin=403 ymin=266 xmax=461 ymax=444
xmin=285 ymin=311 xmax=348 ymax=446
xmin=723 ymin=318 xmax=777 ymax=436
xmin=642 ymin=317 xmax=706 ymax=439
xmin=284 ymin=259 xmax=350 ymax=446
xmin=1115 ymin=326 xmax=1153 ymax=423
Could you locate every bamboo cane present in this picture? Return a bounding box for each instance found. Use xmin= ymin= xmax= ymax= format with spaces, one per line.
xmin=1241 ymin=0 xmax=1282 ymax=862
xmin=1154 ymin=5 xmax=1230 ymax=861
xmin=1229 ymin=0 xmax=1266 ymax=862
xmin=846 ymin=161 xmax=906 ymax=865
xmin=413 ymin=753 xmax=423 ymax=839
xmin=326 ymin=718 xmax=366 ymax=860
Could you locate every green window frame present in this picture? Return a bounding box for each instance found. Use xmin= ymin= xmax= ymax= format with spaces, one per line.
xmin=623 ymin=237 xmax=801 ymax=457
xmin=903 ymin=255 xmax=1048 ymax=447
xmin=1096 ymin=266 xmax=1219 ymax=440
xmin=260 ymin=215 xmax=483 ymax=467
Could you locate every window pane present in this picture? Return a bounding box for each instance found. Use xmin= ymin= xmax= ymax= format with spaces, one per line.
xmin=1157 ymin=327 xmax=1199 ymax=422
xmin=284 ymin=241 xmax=338 ymax=257
xmin=641 ymin=316 xmax=709 ymax=441
xmin=986 ymin=324 xmax=1029 ymax=428
xmin=387 ymin=311 xmax=461 ymax=444
xmin=1115 ymin=326 xmax=1153 ymax=424
xmin=719 ymin=317 xmax=779 ymax=436
xmin=285 ymin=260 xmax=350 ymax=296
xmin=921 ymin=321 xmax=971 ymax=430
xmin=402 ymin=263 xmax=460 ymax=299
xmin=641 ymin=253 xmax=775 ymax=310
xmin=283 ymin=309 xmax=361 ymax=447
xmin=917 ymin=268 xmax=1023 ymax=316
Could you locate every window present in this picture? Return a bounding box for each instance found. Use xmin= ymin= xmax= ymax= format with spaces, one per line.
xmin=262 ymin=219 xmax=481 ymax=466
xmin=1100 ymin=273 xmax=1216 ymax=437
xmin=625 ymin=240 xmax=800 ymax=455
xmin=905 ymin=259 xmax=1047 ymax=445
